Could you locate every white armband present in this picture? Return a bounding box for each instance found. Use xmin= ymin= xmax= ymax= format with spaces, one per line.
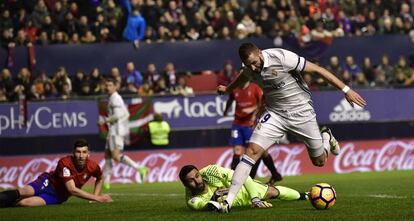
xmin=342 ymin=85 xmax=350 ymax=94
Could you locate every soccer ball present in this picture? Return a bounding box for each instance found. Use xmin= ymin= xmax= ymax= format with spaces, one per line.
xmin=309 ymin=183 xmax=337 ymax=209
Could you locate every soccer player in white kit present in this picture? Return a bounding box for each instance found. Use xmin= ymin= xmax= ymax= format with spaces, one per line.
xmin=100 ymin=78 xmax=147 ymax=189
xmin=216 ymin=43 xmax=367 ymax=212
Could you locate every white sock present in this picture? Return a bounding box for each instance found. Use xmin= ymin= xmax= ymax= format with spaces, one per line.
xmin=322 ymin=132 xmax=330 ymax=155
xmin=104 ymin=158 xmax=113 ymax=184
xmin=120 ymin=154 xmax=139 ymax=170
xmin=226 ymin=155 xmax=256 ymax=207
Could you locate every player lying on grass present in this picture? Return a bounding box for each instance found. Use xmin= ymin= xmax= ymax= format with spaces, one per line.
xmin=179 ymin=165 xmax=307 ymax=211
xmin=0 ymin=139 xmax=113 ymax=207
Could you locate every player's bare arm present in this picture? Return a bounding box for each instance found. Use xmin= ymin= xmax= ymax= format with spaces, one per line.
xmin=64 ymin=179 xmax=112 ymax=202
xmin=304 ymin=61 xmax=367 ymax=108
xmin=217 ymin=68 xmax=250 ymax=94
xmin=93 ymin=177 xmax=104 ymax=196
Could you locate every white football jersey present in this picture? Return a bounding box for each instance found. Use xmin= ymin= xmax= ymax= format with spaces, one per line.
xmin=108 ymin=91 xmax=130 ymax=136
xmin=248 ymin=48 xmax=313 ymax=113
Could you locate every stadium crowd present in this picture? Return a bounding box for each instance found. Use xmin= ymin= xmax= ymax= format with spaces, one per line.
xmin=0 ymin=54 xmax=414 ymax=102
xmin=1 ymin=0 xmax=414 ymax=46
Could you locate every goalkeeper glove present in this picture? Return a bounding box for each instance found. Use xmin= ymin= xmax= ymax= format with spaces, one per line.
xmin=251 ymin=197 xmax=273 ymax=208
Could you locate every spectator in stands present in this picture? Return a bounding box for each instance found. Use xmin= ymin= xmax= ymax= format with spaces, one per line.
xmin=343 ymin=56 xmax=362 ymax=79
xmin=81 ymin=30 xmax=97 ymax=43
xmin=124 ymin=82 xmax=139 ymax=94
xmin=303 ymin=73 xmax=318 ymax=91
xmin=109 ymin=67 xmax=123 ymax=88
xmin=311 ymin=22 xmax=333 ymax=42
xmin=341 ymin=70 xmax=352 ymax=86
xmin=124 ymin=61 xmax=143 ymax=91
xmin=28 ymin=84 xmax=44 ymax=101
xmin=0 ymin=87 xmax=7 ymax=102
xmin=32 ymin=0 xmax=49 ymax=29
xmin=154 ymin=77 xmax=169 ymax=95
xmin=68 ymin=33 xmax=81 ymax=44
xmin=323 ymin=8 xmax=342 ymax=37
xmin=79 ymin=82 xmax=92 ymax=96
xmin=326 ymin=56 xmax=344 ymax=78
xmin=337 ymin=10 xmax=352 ymax=35
xmin=61 ymin=12 xmax=77 ymax=36
xmin=203 ymin=25 xmax=217 ymax=40
xmin=43 ymin=81 xmax=57 ymax=99
xmin=22 ymin=20 xmax=38 ymax=43
xmin=12 ymin=84 xmax=26 ymax=102
xmin=77 ymin=16 xmax=90 ymax=38
xmin=395 ymin=56 xmax=412 ymax=79
xmin=143 ymin=26 xmax=157 ymax=43
xmin=373 ymin=70 xmax=389 ymax=88
xmin=52 ymin=67 xmax=71 ymax=95
xmin=186 ymin=27 xmax=200 ymax=41
xmin=103 ymin=0 xmax=123 ymax=21
xmin=36 ymin=31 xmax=49 ymax=45
xmin=257 ymin=8 xmax=274 ymax=36
xmin=72 ymin=70 xmax=87 ymax=95
xmin=148 ymin=113 xmax=170 ymax=148
xmin=107 ymin=17 xmax=123 ymax=42
xmin=353 ymin=73 xmax=370 ymax=89
xmin=16 ymin=68 xmax=32 ymax=91
xmin=391 ymin=68 xmax=408 ymax=88
xmin=1 ymin=28 xmax=15 ymax=49
xmin=145 ymin=63 xmax=161 ymax=87
xmin=53 ymin=31 xmax=68 ymax=44
xmin=122 ymin=0 xmax=146 ymax=48
xmin=219 ymin=26 xmax=232 ymax=40
xmin=170 ymin=76 xmax=194 ymax=97
xmin=50 ymin=1 xmax=66 ymax=27
xmin=163 ymin=62 xmax=177 ymax=88
xmin=362 ymin=57 xmax=376 ymax=84
xmin=376 ymin=54 xmax=395 ymax=82
xmin=0 ymin=69 xmax=15 ymax=100
xmin=217 ymin=60 xmax=238 ymax=86
xmin=41 ymin=16 xmax=58 ymax=39
xmin=138 ymin=81 xmax=154 ymax=96
xmin=89 ymin=68 xmax=103 ymax=94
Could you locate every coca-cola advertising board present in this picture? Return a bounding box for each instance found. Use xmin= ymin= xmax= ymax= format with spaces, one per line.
xmin=0 ymin=138 xmax=413 ymax=188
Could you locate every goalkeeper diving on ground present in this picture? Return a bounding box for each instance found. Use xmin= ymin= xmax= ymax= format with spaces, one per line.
xmin=179 ymin=164 xmax=308 ymax=211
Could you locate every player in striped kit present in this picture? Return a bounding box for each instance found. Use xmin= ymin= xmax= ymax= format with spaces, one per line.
xmin=216 ymin=43 xmax=367 ymax=212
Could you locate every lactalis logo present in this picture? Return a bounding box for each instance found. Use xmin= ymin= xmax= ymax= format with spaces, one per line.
xmin=329 ymin=98 xmax=370 ymax=122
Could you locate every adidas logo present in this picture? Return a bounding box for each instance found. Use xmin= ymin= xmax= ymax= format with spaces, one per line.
xmin=329 ymin=98 xmax=370 ymax=122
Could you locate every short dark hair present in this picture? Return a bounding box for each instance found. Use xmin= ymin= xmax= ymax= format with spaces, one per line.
xmin=106 ymin=77 xmax=118 ymax=85
xmin=179 ymin=165 xmax=197 ymax=185
xmin=73 ymin=139 xmax=89 ymax=150
xmin=239 ymin=42 xmax=259 ymax=62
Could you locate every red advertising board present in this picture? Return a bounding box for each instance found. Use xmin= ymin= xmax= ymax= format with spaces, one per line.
xmin=1 ymin=138 xmax=413 ymax=188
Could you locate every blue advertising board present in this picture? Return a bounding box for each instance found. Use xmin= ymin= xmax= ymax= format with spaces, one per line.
xmin=0 ymin=100 xmax=98 ymax=137
xmin=1 ymin=89 xmax=414 ymax=137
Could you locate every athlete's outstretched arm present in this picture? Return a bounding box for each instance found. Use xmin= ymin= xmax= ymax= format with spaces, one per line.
xmin=217 ymin=68 xmax=250 ymax=94
xmin=93 ymin=177 xmax=104 ymax=196
xmin=304 ymin=61 xmax=367 ymax=108
xmin=64 ymin=180 xmax=112 ymax=203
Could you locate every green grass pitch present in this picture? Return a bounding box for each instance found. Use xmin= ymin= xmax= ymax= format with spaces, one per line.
xmin=1 ymin=170 xmax=413 ymax=221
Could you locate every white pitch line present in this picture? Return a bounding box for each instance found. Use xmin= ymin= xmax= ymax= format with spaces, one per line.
xmin=109 ymin=193 xmax=181 ymax=197
xmin=367 ymin=194 xmax=409 ymax=199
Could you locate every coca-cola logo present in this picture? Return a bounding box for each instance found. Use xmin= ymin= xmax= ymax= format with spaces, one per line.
xmin=99 ymin=153 xmax=182 ymax=184
xmin=0 ymin=158 xmax=59 ymax=188
xmin=334 ymin=140 xmax=414 ymax=173
xmin=216 ymin=146 xmax=304 ymax=177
